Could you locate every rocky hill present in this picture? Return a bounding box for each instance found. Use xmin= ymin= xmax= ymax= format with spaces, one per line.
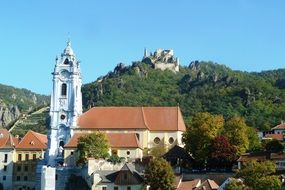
xmin=82 ymin=61 xmax=285 ymax=130
xmin=0 ymin=84 xmax=49 ymax=128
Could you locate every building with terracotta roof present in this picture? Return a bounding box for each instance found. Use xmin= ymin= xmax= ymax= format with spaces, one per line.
xmin=13 ymin=130 xmax=47 ymax=190
xmin=0 ymin=129 xmax=18 ymax=190
xmin=65 ymin=106 xmax=186 ymax=162
xmin=195 ymin=179 xmax=219 ymax=190
xmin=92 ymin=162 xmax=144 ymax=189
xmin=264 ymin=133 xmax=284 ymax=141
xmin=237 ymin=151 xmax=285 ymax=171
xmin=64 ymin=133 xmax=143 ymax=166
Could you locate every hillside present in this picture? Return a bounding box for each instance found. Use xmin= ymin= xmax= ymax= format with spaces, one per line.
xmin=82 ymin=61 xmax=285 ymax=130
xmin=0 ymin=83 xmax=49 ymax=128
xmin=10 ymin=106 xmax=49 ymax=137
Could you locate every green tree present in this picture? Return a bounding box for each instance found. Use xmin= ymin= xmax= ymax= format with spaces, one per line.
xmin=144 ymin=158 xmax=175 ymax=190
xmin=107 ymin=154 xmax=124 ymax=164
xmin=183 ymin=112 xmax=224 ymax=167
xmin=247 ymin=127 xmax=261 ymax=151
xmin=265 ymin=139 xmax=284 ymax=153
xmin=238 ymin=160 xmax=281 ymax=190
xmin=77 ymin=132 xmax=109 ymax=164
xmin=225 ymin=179 xmax=249 ymax=190
xmin=223 ymin=117 xmax=249 ymax=155
xmin=65 ymin=174 xmax=90 ymax=190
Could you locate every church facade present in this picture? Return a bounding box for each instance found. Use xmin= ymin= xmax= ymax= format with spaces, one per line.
xmin=41 ymin=41 xmax=186 ymax=189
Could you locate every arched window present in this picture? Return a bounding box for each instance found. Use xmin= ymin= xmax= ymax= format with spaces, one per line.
xmin=61 ymin=83 xmax=67 ymax=96
xmin=59 ymin=141 xmax=65 ymax=147
xmin=64 ymin=58 xmax=69 ymax=65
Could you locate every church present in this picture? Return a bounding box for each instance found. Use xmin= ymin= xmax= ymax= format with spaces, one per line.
xmin=41 ymin=41 xmax=186 ymax=189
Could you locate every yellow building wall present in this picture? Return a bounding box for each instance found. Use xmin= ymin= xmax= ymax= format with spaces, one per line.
xmin=13 ymin=149 xmax=45 ymax=190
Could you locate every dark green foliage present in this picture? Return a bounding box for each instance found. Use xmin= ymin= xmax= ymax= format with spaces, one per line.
xmin=107 ymin=154 xmax=125 ymax=164
xmin=265 ymin=139 xmax=284 ymax=152
xmin=82 ymin=61 xmax=285 ymax=130
xmin=65 ymin=174 xmax=90 ymax=190
xmin=77 ymin=132 xmax=109 ymax=164
xmin=144 ymin=158 xmax=175 ymax=190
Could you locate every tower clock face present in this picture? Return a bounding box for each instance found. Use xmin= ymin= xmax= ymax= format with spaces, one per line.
xmin=60 ymin=70 xmax=70 ymax=79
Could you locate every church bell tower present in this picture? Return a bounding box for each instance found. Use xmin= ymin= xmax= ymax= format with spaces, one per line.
xmin=46 ymin=40 xmax=82 ymax=166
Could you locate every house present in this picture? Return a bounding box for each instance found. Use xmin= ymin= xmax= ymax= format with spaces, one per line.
xmin=271 ymin=122 xmax=285 ymax=135
xmin=163 ymin=145 xmax=194 ymax=174
xmin=263 ymin=134 xmax=284 ymax=141
xmin=176 ymin=178 xmax=219 ymax=190
xmin=261 ymin=122 xmax=285 ymax=141
xmin=64 ymin=106 xmax=186 ymax=162
xmin=64 ymin=133 xmax=143 ymax=166
xmin=0 ymin=129 xmax=18 ymax=190
xmin=237 ymin=151 xmax=285 ymax=171
xmin=13 ymin=130 xmax=47 ymax=190
xmin=91 ymin=162 xmax=144 ymax=190
xmin=176 ymin=179 xmax=201 ymax=190
xmin=195 ymin=179 xmax=219 ymax=190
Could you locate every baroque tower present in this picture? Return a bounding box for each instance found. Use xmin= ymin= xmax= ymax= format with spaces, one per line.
xmin=46 ymin=40 xmax=82 ymax=166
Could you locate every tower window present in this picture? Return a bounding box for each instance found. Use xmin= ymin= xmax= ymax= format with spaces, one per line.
xmin=61 ymin=83 xmax=67 ymax=96
xmin=4 ymin=154 xmax=7 ymax=163
xmin=60 ymin=114 xmax=66 ymax=120
xmin=64 ymin=58 xmax=69 ymax=65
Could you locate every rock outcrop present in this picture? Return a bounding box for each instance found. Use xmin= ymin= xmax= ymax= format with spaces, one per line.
xmin=0 ymin=101 xmax=21 ymax=128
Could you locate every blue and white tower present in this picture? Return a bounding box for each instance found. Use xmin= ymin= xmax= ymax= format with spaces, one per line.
xmin=46 ymin=40 xmax=82 ymax=166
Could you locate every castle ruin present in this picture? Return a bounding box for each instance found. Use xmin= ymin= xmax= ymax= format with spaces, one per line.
xmin=142 ymin=48 xmax=180 ymax=72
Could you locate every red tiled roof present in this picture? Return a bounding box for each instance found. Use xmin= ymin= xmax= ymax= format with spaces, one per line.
xmin=195 ymin=179 xmax=219 ymax=190
xmin=177 ymin=179 xmax=200 ymax=190
xmin=0 ymin=129 xmax=18 ymax=149
xmin=16 ymin=130 xmax=47 ymax=150
xmin=77 ymin=107 xmax=186 ymax=131
xmin=64 ymin=132 xmax=142 ymax=149
xmin=272 ymin=123 xmax=285 ymax=130
xmin=264 ymin=134 xmax=284 ymax=141
xmin=237 ymin=152 xmax=268 ymax=162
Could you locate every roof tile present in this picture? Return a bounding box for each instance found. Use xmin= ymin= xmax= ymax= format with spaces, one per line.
xmin=16 ymin=130 xmax=47 ymax=150
xmin=77 ymin=107 xmax=186 ymax=131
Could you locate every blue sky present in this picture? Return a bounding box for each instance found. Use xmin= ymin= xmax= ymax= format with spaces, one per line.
xmin=0 ymin=1 xmax=285 ymax=95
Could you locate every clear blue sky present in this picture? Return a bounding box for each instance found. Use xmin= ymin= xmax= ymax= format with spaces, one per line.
xmin=1 ymin=1 xmax=285 ymax=95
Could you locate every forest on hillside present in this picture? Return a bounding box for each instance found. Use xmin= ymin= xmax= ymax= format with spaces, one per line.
xmin=82 ymin=61 xmax=285 ymax=131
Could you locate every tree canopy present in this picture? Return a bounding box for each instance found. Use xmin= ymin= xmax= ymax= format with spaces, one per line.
xmin=182 ymin=112 xmax=224 ymax=167
xmin=237 ymin=160 xmax=281 ymax=190
xmin=144 ymin=158 xmax=175 ymax=190
xmin=77 ymin=132 xmax=109 ymax=164
xmin=264 ymin=139 xmax=284 ymax=153
xmin=223 ymin=116 xmax=250 ymax=155
xmin=208 ymin=135 xmax=237 ymax=169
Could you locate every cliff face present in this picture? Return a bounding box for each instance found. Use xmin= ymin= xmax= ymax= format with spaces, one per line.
xmin=0 ymin=83 xmax=49 ymax=129
xmin=0 ymin=101 xmax=21 ymax=128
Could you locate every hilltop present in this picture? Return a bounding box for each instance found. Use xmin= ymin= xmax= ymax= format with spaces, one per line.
xmin=82 ymin=61 xmax=285 ymax=130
